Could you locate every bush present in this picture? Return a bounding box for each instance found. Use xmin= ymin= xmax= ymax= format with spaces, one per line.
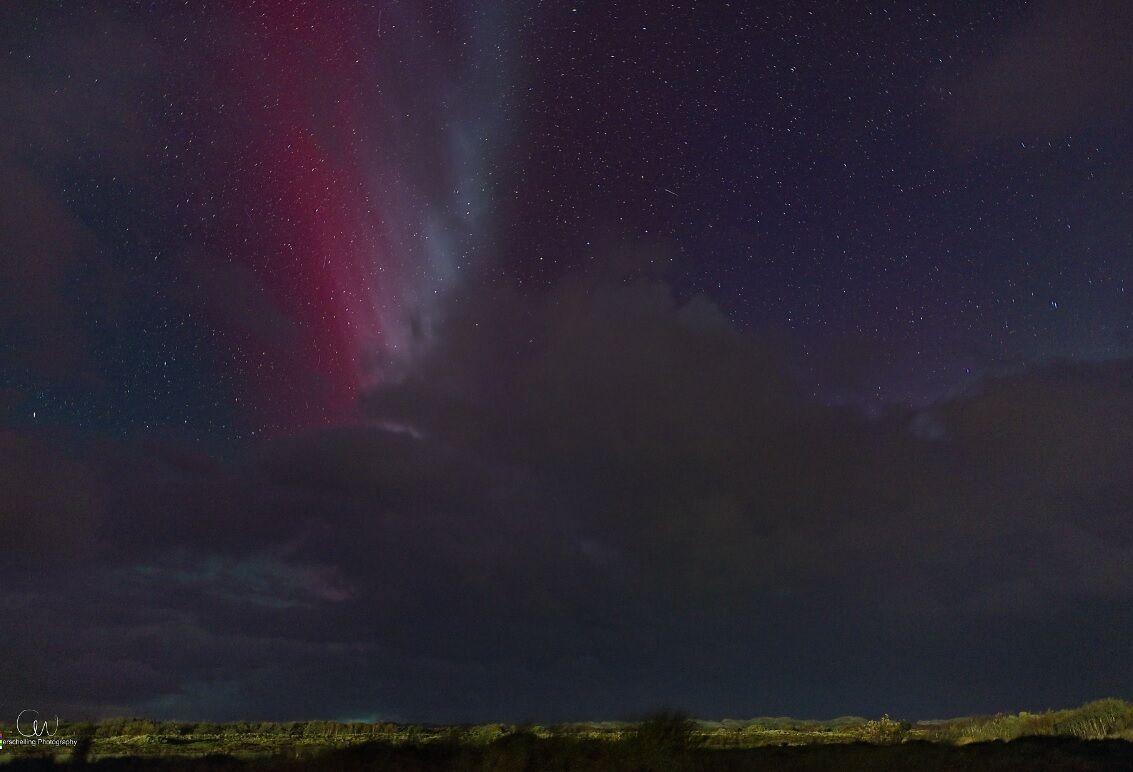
xmin=629 ymin=711 xmax=704 ymax=771
xmin=931 ymin=700 xmax=1133 ymax=744
xmin=859 ymin=715 xmax=908 ymax=745
xmin=1055 ymin=698 xmax=1133 ymax=739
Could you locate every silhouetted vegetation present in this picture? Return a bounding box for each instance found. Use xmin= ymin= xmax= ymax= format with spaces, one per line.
xmin=3 ymin=699 xmax=1132 ymax=770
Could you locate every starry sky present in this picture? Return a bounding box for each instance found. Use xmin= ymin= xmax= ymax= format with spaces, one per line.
xmin=1 ymin=0 xmax=1131 ymax=723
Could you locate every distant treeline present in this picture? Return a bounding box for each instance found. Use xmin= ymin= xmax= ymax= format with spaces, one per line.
xmin=68 ymin=697 xmax=1133 ymax=745
xmin=4 ymin=701 xmax=1133 ymax=771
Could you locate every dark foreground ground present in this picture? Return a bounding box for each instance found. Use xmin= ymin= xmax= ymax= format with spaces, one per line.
xmin=5 ymin=736 xmax=1133 ymax=771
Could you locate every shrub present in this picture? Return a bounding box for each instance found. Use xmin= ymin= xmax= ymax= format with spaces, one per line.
xmin=859 ymin=714 xmax=908 ymax=745
xmin=1055 ymin=698 xmax=1133 ymax=739
xmin=629 ymin=710 xmax=704 ymax=771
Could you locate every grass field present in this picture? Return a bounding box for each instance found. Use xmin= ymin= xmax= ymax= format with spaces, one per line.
xmin=2 ymin=699 xmax=1132 ymax=770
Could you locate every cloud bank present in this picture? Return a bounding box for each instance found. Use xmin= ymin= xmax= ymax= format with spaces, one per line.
xmin=3 ymin=273 xmax=1131 ymax=722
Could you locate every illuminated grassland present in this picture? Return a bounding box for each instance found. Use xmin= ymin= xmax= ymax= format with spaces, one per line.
xmin=3 ymin=699 xmax=1133 ymax=769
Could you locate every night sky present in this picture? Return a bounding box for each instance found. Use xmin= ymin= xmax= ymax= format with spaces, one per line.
xmin=2 ymin=0 xmax=1131 ymax=723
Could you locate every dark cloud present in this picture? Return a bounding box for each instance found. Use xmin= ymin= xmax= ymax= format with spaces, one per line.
xmin=0 ymin=430 xmax=106 ymax=570
xmin=0 ymin=160 xmax=99 ymax=377
xmin=0 ymin=9 xmax=165 ymax=381
xmin=3 ymin=275 xmax=1131 ymax=722
xmin=939 ymin=0 xmax=1133 ymax=143
xmin=0 ymin=8 xmax=164 ymax=167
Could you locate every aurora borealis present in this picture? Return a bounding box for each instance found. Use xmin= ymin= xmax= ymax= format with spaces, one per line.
xmin=185 ymin=1 xmax=512 ymax=425
xmin=5 ymin=0 xmax=511 ymax=434
xmin=2 ymin=0 xmax=1131 ymax=724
